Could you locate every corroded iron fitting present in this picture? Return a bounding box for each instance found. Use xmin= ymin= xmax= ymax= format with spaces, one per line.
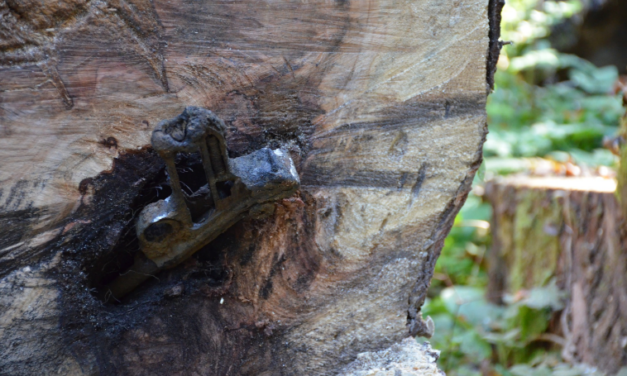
xmin=105 ymin=107 xmax=300 ymax=301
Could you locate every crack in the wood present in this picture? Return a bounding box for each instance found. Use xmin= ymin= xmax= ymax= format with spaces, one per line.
xmin=408 ymin=163 xmax=427 ymax=208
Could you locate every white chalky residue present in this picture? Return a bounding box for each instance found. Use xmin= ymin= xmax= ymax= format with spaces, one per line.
xmin=340 ymin=338 xmax=445 ymax=376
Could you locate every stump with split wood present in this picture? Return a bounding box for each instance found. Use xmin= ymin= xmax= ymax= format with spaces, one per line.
xmin=0 ymin=0 xmax=498 ymax=374
xmin=486 ymin=177 xmax=627 ymax=374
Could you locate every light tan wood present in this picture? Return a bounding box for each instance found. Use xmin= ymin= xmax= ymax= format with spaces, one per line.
xmin=0 ymin=0 xmax=492 ymax=373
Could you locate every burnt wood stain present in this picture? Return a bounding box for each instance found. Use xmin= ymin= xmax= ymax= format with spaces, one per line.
xmin=49 ymin=148 xmax=245 ymax=373
xmin=0 ymin=179 xmax=61 ymax=279
xmin=21 ymin=49 xmax=335 ymax=373
xmin=28 ymin=90 xmax=485 ymax=374
xmin=0 ymin=208 xmax=46 ymax=277
xmin=46 ymin=147 xmax=325 ymax=374
xmin=43 ymin=72 xmax=333 ymax=374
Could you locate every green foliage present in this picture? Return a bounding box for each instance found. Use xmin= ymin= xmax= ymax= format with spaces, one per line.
xmin=431 ymin=194 xmax=491 ymax=290
xmin=486 ymin=64 xmax=622 ymax=167
xmin=485 ymin=0 xmax=623 ymax=173
xmin=422 ymin=273 xmax=581 ymax=374
xmin=423 ymin=0 xmax=623 ymax=374
xmin=423 ymin=190 xmax=576 ymax=374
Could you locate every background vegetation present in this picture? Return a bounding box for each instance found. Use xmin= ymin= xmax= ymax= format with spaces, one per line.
xmin=420 ymin=1 xmax=625 ymax=374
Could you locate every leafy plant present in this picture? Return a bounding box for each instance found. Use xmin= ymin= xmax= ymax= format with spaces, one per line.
xmin=423 ymin=0 xmax=624 ymax=374
xmin=485 ymin=0 xmax=624 ymax=175
xmin=421 ymin=280 xmax=569 ymax=374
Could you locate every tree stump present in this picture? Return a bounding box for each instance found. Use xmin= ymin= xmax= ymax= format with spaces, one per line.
xmin=0 ymin=0 xmax=496 ymax=374
xmin=485 ymin=177 xmax=627 ymax=374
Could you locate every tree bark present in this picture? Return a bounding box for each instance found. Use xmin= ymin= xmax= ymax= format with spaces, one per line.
xmin=486 ymin=177 xmax=627 ymax=374
xmin=617 ymin=80 xmax=627 ymax=219
xmin=0 ymin=0 xmax=493 ymax=374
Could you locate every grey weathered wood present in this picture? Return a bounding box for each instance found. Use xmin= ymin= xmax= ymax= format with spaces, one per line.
xmin=0 ymin=0 xmax=493 ymax=374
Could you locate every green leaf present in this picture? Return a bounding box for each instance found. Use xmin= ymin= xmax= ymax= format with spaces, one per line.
xmin=440 ymin=286 xmax=503 ymax=328
xmin=570 ymin=65 xmax=618 ymax=94
xmin=551 ymin=364 xmax=584 ymax=376
xmin=483 ymin=157 xmax=531 ymax=174
xmin=517 ymin=305 xmax=550 ymax=341
xmin=456 ymin=365 xmax=483 ymax=376
xmin=510 ymin=49 xmax=560 ymax=72
xmin=510 ymin=364 xmax=537 ymax=376
xmin=522 ymin=280 xmax=566 ymax=311
xmin=457 ymin=330 xmax=492 ymax=361
xmin=482 ymin=328 xmax=521 ymax=346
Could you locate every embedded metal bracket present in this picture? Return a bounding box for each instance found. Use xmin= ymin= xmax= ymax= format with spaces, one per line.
xmin=105 ymin=107 xmax=300 ymax=300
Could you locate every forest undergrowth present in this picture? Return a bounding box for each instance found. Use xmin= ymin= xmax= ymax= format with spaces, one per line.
xmin=421 ymin=1 xmax=626 ymax=375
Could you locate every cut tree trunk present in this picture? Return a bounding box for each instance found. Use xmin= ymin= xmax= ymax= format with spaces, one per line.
xmin=0 ymin=0 xmax=496 ymax=374
xmin=486 ymin=176 xmax=627 ymax=374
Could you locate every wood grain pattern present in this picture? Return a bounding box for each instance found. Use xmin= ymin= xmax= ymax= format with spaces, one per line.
xmin=0 ymin=0 xmax=490 ymax=374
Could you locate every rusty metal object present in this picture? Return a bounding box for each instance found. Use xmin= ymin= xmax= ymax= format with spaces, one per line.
xmin=104 ymin=107 xmax=300 ymax=301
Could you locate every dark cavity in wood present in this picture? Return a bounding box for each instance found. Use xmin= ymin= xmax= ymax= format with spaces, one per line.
xmin=101 ymin=107 xmax=299 ymax=301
